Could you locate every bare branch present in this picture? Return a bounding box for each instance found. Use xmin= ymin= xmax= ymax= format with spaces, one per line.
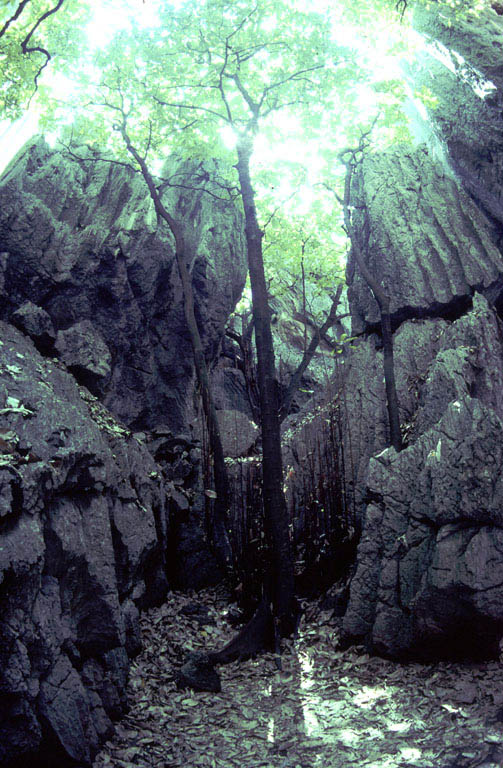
xmin=226 ymin=4 xmax=259 ymax=43
xmin=261 ymin=97 xmax=311 ymax=118
xmin=258 ymin=64 xmax=324 ymax=110
xmin=318 ymin=181 xmax=344 ymax=205
xmin=57 ymin=139 xmax=140 ymax=173
xmin=156 ymin=179 xmax=238 ymax=203
xmin=150 ymin=93 xmax=231 ymax=124
xmin=396 ymin=0 xmax=408 ymax=22
xmin=0 ymin=0 xmax=31 ymax=41
xmin=218 ymin=34 xmax=234 ymax=123
xmin=261 ymin=190 xmax=297 ymax=231
xmin=20 ymin=0 xmax=66 ymax=89
xmin=228 ymin=72 xmax=259 ymax=116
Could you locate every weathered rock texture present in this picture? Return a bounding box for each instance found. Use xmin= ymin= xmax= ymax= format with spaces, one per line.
xmin=337 ymin=9 xmax=503 ymax=660
xmin=0 ymin=322 xmax=169 ymax=766
xmin=412 ymin=4 xmax=503 ymax=232
xmin=342 ymin=295 xmax=503 ymax=658
xmin=347 ymin=145 xmax=503 ymax=334
xmin=0 ymin=137 xmax=246 ymax=431
xmin=0 ymin=137 xmax=244 ymax=765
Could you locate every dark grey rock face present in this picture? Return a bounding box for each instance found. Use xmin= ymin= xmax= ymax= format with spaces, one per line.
xmin=0 ymin=137 xmax=246 ymax=431
xmin=347 ymin=146 xmax=503 ymax=334
xmin=0 ymin=322 xmax=169 ymax=766
xmin=11 ymin=300 xmax=55 ymax=353
xmin=281 ymin=134 xmax=503 ymax=660
xmin=342 ymin=295 xmax=503 ymax=659
xmin=54 ymin=319 xmax=112 ymax=395
xmin=282 ymin=316 xmax=451 ymax=532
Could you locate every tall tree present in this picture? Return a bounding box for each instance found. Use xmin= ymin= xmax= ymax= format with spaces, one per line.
xmin=115 ymin=113 xmax=235 ymax=571
xmin=78 ymin=0 xmax=353 ymax=636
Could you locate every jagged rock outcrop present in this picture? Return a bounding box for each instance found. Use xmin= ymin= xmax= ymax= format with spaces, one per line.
xmin=0 ymin=322 xmax=171 ymax=766
xmin=130 ymin=427 xmax=224 ymax=591
xmin=0 ymin=137 xmax=247 ymax=431
xmin=342 ymin=295 xmax=503 ymax=658
xmin=336 ymin=8 xmax=503 ymax=659
xmin=412 ymin=3 xmax=503 ymax=232
xmin=340 ymin=130 xmax=503 ymax=659
xmin=347 ymin=145 xmax=503 ymax=334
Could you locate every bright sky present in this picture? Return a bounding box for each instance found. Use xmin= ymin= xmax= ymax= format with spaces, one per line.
xmin=0 ymin=0 xmax=412 ymax=187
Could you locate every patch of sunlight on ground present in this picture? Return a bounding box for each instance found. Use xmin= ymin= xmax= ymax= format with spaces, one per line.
xmin=387 ymin=721 xmax=410 ymax=732
xmin=92 ymin=592 xmax=503 ymax=768
xmin=353 ymin=686 xmax=389 ymax=708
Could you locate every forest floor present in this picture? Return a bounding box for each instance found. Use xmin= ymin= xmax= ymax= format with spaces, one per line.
xmin=93 ymin=590 xmax=503 ymax=768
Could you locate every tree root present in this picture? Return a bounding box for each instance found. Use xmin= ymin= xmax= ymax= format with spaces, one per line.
xmin=177 ymin=598 xmax=275 ymax=692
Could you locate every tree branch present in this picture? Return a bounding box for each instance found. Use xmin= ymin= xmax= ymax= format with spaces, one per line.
xmin=279 ymin=284 xmax=343 ymax=422
xmin=20 ymin=0 xmax=66 ymax=89
xmin=0 ymin=0 xmax=31 ymax=41
xmin=259 ymin=63 xmax=324 ymax=110
xmin=150 ymin=93 xmax=231 ymax=124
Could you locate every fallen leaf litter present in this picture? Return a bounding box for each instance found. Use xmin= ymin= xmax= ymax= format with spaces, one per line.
xmin=93 ymin=590 xmax=503 ymax=768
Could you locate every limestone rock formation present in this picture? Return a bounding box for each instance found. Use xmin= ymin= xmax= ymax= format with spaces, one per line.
xmin=342 ymin=295 xmax=503 ymax=658
xmin=0 ymin=322 xmax=169 ymax=766
xmin=347 ymin=145 xmax=503 ymax=334
xmin=334 ymin=8 xmax=503 ymax=659
xmin=216 ymin=409 xmax=259 ymax=458
xmin=54 ymin=319 xmax=112 ymax=395
xmin=0 ymin=137 xmax=247 ymax=431
xmin=11 ymin=300 xmax=55 ymax=353
xmin=340 ymin=122 xmax=503 ymax=659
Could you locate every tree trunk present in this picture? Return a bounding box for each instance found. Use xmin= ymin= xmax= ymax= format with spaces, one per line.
xmin=121 ymin=128 xmax=232 ymax=569
xmin=235 ymin=136 xmax=296 ymax=635
xmin=378 ymin=297 xmax=402 ymax=452
xmin=342 ymin=160 xmax=403 ymax=452
xmin=176 ymin=253 xmax=233 ymax=568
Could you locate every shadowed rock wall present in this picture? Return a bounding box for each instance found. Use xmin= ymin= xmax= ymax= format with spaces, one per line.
xmin=0 ymin=138 xmax=247 ymax=766
xmin=337 ymin=6 xmax=503 ymax=659
xmin=342 ymin=294 xmax=503 ymax=658
xmin=0 ymin=323 xmax=168 ymax=766
xmin=0 ymin=138 xmax=247 ymax=431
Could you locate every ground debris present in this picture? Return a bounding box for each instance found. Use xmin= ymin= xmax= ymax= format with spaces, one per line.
xmin=93 ymin=591 xmax=503 ymax=768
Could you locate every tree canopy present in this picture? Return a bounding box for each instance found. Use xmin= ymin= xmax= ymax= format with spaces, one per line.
xmin=0 ymin=0 xmax=488 ymax=289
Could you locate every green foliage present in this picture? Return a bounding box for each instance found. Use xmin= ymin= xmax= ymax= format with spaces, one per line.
xmin=1 ymin=0 xmax=420 ymax=303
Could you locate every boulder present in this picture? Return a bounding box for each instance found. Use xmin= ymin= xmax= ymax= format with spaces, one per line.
xmin=176 ymin=652 xmax=221 ymax=693
xmin=342 ymin=396 xmax=503 ymax=660
xmin=0 ymin=138 xmax=247 ymax=431
xmin=11 ymin=300 xmax=55 ymax=353
xmin=54 ymin=319 xmax=112 ymax=395
xmin=0 ymin=322 xmax=169 ymax=766
xmin=216 ymin=409 xmax=259 ymax=458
